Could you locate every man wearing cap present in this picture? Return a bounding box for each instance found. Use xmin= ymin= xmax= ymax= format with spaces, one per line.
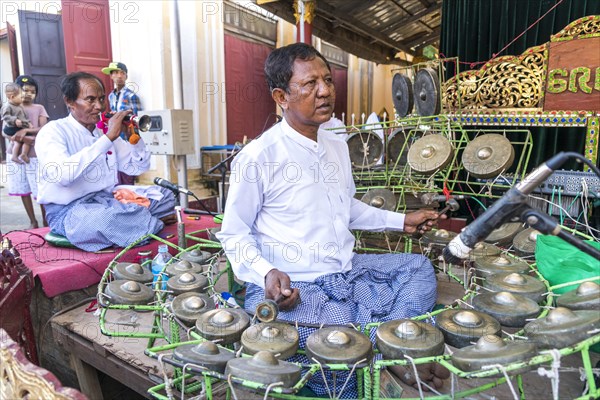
xmin=102 ymin=61 xmax=142 ymax=185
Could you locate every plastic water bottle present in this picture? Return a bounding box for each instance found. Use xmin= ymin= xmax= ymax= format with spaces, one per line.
xmin=151 ymin=244 xmax=171 ymax=290
xmin=221 ymin=292 xmax=240 ymax=308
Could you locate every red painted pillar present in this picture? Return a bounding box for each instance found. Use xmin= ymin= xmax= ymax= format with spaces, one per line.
xmin=294 ymin=0 xmax=315 ymax=44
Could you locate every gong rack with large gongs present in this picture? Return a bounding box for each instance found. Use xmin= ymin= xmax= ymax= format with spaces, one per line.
xmin=386 ymin=127 xmax=421 ymax=169
xmin=346 ymin=130 xmax=384 ymax=169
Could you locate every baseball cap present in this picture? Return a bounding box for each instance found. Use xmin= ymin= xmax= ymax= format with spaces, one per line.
xmin=101 ymin=62 xmax=128 ymax=75
xmin=15 ymin=75 xmax=39 ymax=92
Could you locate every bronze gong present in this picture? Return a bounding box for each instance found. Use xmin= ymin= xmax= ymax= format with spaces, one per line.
xmin=473 ymin=254 xmax=530 ymax=278
xmin=423 ymin=229 xmax=457 ymax=246
xmin=346 ymin=131 xmax=384 ymax=169
xmin=472 ymin=291 xmax=540 ymax=327
xmin=225 ymin=351 xmax=301 ymax=388
xmin=512 ymin=228 xmax=541 ymax=257
xmin=556 ymin=281 xmax=600 ymax=311
xmin=413 ymin=68 xmax=441 ymax=116
xmin=306 ymin=326 xmax=373 ymax=365
xmin=105 ymin=280 xmax=154 ymax=305
xmin=391 ymin=73 xmax=414 ymax=117
xmin=241 ymin=322 xmax=299 ymax=360
xmin=436 ymin=309 xmax=502 ymax=348
xmin=462 ymin=134 xmax=515 ymax=179
xmin=165 ymin=260 xmax=204 ymax=277
xmin=166 ymin=272 xmax=209 ymax=296
xmin=113 ymin=262 xmax=153 ymax=283
xmin=195 ymin=308 xmax=250 ymax=345
xmin=451 ymin=335 xmax=537 ymax=376
xmin=171 ymin=292 xmax=215 ymax=326
xmin=483 ymin=272 xmax=547 ymax=304
xmin=524 ymin=307 xmax=600 ymax=349
xmin=376 ymin=320 xmax=445 ymax=360
xmin=407 ymin=134 xmax=453 ymax=175
xmin=172 ymin=341 xmax=234 ymax=373
xmin=180 ymin=248 xmax=211 ymax=264
xmin=484 ymin=222 xmax=523 ymax=246
xmin=361 ymin=188 xmax=397 ymax=211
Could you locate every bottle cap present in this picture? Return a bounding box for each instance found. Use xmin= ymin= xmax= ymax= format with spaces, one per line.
xmin=138 ymin=250 xmax=152 ymax=256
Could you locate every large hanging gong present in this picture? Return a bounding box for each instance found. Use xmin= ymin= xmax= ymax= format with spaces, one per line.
xmin=225 ymin=351 xmax=301 ymax=388
xmin=113 ymin=262 xmax=153 ymax=283
xmin=180 ymin=248 xmax=211 ymax=264
xmin=391 ymin=73 xmax=414 ymax=117
xmin=556 ymin=281 xmax=600 ymax=311
xmin=484 ymin=222 xmax=523 ymax=246
xmin=462 ymin=134 xmax=515 ymax=178
xmin=413 ymin=68 xmax=441 ymax=116
xmin=241 ymin=322 xmax=299 ymax=360
xmin=483 ymin=272 xmax=547 ymax=304
xmin=512 ymin=228 xmax=541 ymax=257
xmin=472 ymin=291 xmax=540 ymax=327
xmin=473 ymin=254 xmax=530 ymax=277
xmin=451 ymin=335 xmax=537 ymax=376
xmin=105 ymin=280 xmax=154 ymax=305
xmin=171 ymin=292 xmax=215 ymax=326
xmin=195 ymin=308 xmax=250 ymax=344
xmin=166 ymin=272 xmax=209 ymax=296
xmin=524 ymin=307 xmax=600 ymax=349
xmin=165 ymin=260 xmax=204 ymax=277
xmin=387 ymin=128 xmax=422 ymax=169
xmin=306 ymin=326 xmax=373 ymax=365
xmin=173 ymin=341 xmax=234 ymax=373
xmin=346 ymin=131 xmax=384 ymax=169
xmin=436 ymin=309 xmax=502 ymax=348
xmin=361 ymin=188 xmax=397 ymax=211
xmin=407 ymin=134 xmax=453 ymax=175
xmin=376 ymin=320 xmax=445 ymax=360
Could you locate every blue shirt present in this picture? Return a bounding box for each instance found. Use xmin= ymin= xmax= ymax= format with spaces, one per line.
xmin=109 ymin=86 xmax=142 ymax=114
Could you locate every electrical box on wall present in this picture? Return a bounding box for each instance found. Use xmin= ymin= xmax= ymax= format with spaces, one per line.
xmin=138 ymin=110 xmax=194 ymax=155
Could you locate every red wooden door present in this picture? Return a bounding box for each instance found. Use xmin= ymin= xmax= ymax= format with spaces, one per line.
xmin=224 ymin=34 xmax=276 ymax=144
xmin=18 ymin=10 xmax=68 ymax=121
xmin=331 ymin=65 xmax=348 ymax=124
xmin=6 ymin=22 xmax=19 ymax=80
xmin=61 ymin=0 xmax=113 ymax=96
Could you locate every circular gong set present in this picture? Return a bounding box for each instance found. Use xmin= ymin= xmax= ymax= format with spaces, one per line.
xmin=346 ymin=131 xmax=384 ymax=168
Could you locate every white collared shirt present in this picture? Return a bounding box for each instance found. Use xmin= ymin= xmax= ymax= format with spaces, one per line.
xmin=36 ymin=114 xmax=150 ymax=205
xmin=217 ymin=118 xmax=405 ymax=287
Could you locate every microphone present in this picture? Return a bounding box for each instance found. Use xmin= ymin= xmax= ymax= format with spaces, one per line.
xmin=443 ymin=152 xmax=570 ymax=264
xmin=153 ymin=177 xmax=193 ymax=196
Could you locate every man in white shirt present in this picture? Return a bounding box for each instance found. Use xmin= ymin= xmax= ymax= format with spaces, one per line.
xmin=36 ymin=72 xmax=175 ymax=251
xmin=217 ymin=43 xmax=448 ymax=394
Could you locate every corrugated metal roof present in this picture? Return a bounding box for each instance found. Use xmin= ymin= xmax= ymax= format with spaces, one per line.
xmin=254 ymin=0 xmax=442 ymax=64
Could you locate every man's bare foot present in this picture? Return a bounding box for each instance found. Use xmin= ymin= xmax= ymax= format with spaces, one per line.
xmin=389 ymin=363 xmax=450 ymax=391
xmin=160 ymin=213 xmax=177 ymax=225
xmin=20 ymin=153 xmax=30 ymax=163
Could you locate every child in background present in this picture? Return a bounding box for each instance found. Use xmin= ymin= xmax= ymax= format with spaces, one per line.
xmin=1 ymin=83 xmax=33 ymax=163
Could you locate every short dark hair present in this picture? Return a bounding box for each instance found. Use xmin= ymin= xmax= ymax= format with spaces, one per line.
xmin=15 ymin=75 xmax=39 ymax=93
xmin=60 ymin=72 xmax=105 ymax=103
xmin=264 ymin=43 xmax=331 ymax=93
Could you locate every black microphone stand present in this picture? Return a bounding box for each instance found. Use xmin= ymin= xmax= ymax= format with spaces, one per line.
xmin=520 ymin=207 xmax=600 ymax=260
xmin=207 ymin=146 xmax=243 ymax=213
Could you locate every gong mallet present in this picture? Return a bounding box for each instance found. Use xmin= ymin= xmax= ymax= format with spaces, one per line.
xmin=416 ymin=197 xmax=460 ymax=232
